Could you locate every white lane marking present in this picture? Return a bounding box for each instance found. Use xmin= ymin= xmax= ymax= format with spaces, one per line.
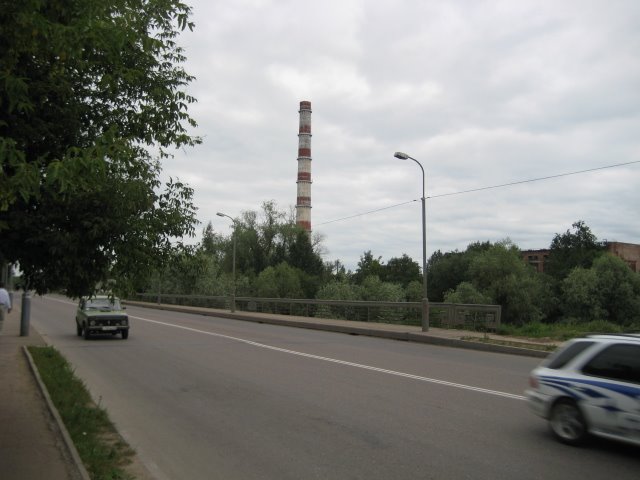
xmin=131 ymin=314 xmax=527 ymax=401
xmin=39 ymin=297 xmax=526 ymax=401
xmin=44 ymin=296 xmax=75 ymax=305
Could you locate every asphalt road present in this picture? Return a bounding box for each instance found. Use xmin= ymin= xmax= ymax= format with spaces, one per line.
xmin=30 ymin=296 xmax=639 ymax=480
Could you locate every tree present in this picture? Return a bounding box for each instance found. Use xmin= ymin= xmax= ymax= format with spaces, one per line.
xmin=258 ymin=200 xmax=286 ymax=265
xmin=382 ymin=254 xmax=421 ymax=288
xmin=405 ymin=280 xmax=423 ymax=302
xmin=546 ymin=221 xmax=605 ymax=280
xmin=255 ymin=262 xmax=303 ymax=299
xmin=200 ymin=222 xmax=227 ymax=263
xmin=353 ymin=251 xmax=384 ymax=285
xmin=0 ymin=0 xmax=199 ymax=296
xmin=314 ymin=279 xmax=362 ymax=320
xmin=360 ymin=275 xmax=405 ymax=302
xmin=563 ymin=254 xmax=640 ymax=325
xmin=325 ymin=259 xmax=348 ymax=281
xmin=224 ymin=208 xmax=277 ymax=278
xmin=467 ymin=240 xmax=550 ymax=325
xmin=316 ymin=280 xmax=362 ymax=301
xmin=288 ymin=229 xmax=324 ymax=276
xmin=427 ymin=242 xmax=491 ymax=301
xmin=561 ymin=267 xmax=602 ymax=322
xmin=444 ymin=282 xmax=491 ymax=304
xmin=592 ymin=254 xmax=640 ymax=325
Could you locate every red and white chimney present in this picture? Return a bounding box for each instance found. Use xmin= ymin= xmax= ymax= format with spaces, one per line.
xmin=296 ymin=101 xmax=312 ymax=232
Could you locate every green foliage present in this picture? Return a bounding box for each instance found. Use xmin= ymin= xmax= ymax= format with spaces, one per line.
xmin=592 ymin=254 xmax=640 ymax=325
xmin=427 ymin=242 xmax=491 ymax=301
xmin=314 ymin=276 xmax=405 ymax=323
xmin=382 ymin=254 xmax=421 ymax=287
xmin=546 ymin=220 xmax=605 ymax=280
xmin=498 ymin=319 xmax=629 ymax=341
xmin=466 ymin=240 xmax=550 ymax=325
xmin=1 ymin=0 xmax=199 ymax=296
xmin=360 ymin=275 xmax=406 ymax=323
xmin=353 ymin=251 xmax=384 ymax=284
xmin=158 ymin=246 xmax=223 ymax=296
xmin=405 ymin=280 xmax=423 ymax=302
xmin=444 ymin=281 xmax=491 ymax=304
xmin=316 ymin=279 xmax=362 ymax=301
xmin=288 ymin=229 xmax=324 ymax=276
xmin=360 ymin=275 xmax=405 ymax=302
xmin=200 ymin=222 xmax=227 ymax=264
xmin=314 ymin=279 xmax=362 ymax=320
xmin=562 ymin=254 xmax=640 ymax=325
xmin=133 ymin=216 xmax=639 ymax=332
xmin=28 ymin=346 xmax=134 ymax=479
xmin=220 ymin=201 xmax=325 ymax=280
xmin=255 ymin=262 xmax=303 ymax=298
xmin=561 ymin=267 xmax=602 ymax=321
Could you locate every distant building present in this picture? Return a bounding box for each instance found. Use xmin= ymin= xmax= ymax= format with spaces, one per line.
xmin=606 ymin=242 xmax=640 ymax=273
xmin=521 ymin=249 xmax=549 ymax=273
xmin=521 ymin=242 xmax=640 ymax=273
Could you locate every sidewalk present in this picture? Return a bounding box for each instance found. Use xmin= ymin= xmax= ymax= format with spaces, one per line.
xmin=0 ymin=303 xmax=85 ymax=480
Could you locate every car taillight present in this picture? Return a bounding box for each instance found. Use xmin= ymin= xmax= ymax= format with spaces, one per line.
xmin=529 ymin=376 xmax=539 ymax=389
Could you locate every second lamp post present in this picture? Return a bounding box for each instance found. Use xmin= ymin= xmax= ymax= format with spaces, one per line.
xmin=394 ymin=152 xmax=429 ymax=331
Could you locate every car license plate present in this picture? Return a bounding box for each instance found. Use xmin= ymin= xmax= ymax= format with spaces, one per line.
xmin=102 ymin=326 xmax=117 ymax=331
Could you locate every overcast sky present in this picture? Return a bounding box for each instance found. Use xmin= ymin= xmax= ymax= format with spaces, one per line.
xmin=162 ymin=0 xmax=639 ymax=270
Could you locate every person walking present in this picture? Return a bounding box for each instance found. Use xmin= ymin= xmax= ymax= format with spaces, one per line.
xmin=0 ymin=282 xmax=11 ymax=333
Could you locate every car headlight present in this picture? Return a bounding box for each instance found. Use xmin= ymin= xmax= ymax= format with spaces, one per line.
xmin=90 ymin=320 xmax=96 ymax=326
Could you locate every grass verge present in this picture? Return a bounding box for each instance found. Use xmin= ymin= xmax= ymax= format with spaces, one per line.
xmin=497 ymin=320 xmax=640 ymax=341
xmin=460 ymin=336 xmax=558 ymax=352
xmin=27 ymin=346 xmax=135 ymax=480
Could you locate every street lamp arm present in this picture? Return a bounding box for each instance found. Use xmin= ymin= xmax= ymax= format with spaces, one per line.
xmin=216 ymin=212 xmax=234 ymax=222
xmin=394 ymin=153 xmax=425 ymax=199
xmin=409 ymin=158 xmax=425 ymax=199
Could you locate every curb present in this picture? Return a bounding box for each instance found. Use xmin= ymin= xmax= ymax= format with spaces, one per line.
xmin=23 ymin=346 xmax=92 ymax=480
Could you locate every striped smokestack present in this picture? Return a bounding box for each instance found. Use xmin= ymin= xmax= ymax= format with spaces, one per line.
xmin=296 ymin=100 xmax=312 ymax=232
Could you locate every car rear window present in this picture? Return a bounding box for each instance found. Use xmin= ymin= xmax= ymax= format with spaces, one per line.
xmin=544 ymin=341 xmax=595 ymax=369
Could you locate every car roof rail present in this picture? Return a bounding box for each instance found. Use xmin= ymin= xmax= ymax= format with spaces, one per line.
xmin=586 ymin=333 xmax=640 ymax=340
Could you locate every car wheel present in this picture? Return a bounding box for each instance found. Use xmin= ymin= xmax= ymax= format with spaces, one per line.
xmin=549 ymin=399 xmax=588 ymax=445
xmin=121 ymin=329 xmax=129 ymax=340
xmin=83 ymin=325 xmax=91 ymax=340
xmin=76 ymin=324 xmax=82 ymax=337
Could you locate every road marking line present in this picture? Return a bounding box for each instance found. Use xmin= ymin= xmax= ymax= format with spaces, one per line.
xmin=132 ymin=315 xmax=526 ymax=401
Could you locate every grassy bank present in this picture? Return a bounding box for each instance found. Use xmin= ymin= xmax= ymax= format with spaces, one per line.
xmin=497 ymin=320 xmax=640 ymax=341
xmin=28 ymin=346 xmax=135 ymax=480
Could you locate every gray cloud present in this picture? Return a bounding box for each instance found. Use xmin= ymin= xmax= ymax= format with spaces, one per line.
xmin=164 ymin=0 xmax=640 ymax=270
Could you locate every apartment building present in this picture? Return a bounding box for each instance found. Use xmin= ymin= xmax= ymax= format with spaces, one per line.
xmin=521 ymin=242 xmax=640 ymax=273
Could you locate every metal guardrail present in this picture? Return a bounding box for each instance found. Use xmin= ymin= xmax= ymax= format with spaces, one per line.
xmin=130 ymin=293 xmax=502 ymax=331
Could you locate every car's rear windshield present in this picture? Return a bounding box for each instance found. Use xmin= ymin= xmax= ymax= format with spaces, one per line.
xmin=544 ymin=340 xmax=595 ymax=369
xmin=86 ymin=298 xmax=121 ymax=310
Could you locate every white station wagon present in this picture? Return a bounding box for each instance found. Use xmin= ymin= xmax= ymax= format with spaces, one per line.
xmin=526 ymin=334 xmax=640 ymax=446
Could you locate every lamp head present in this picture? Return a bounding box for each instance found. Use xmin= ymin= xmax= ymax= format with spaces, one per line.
xmin=216 ymin=212 xmax=225 ymax=217
xmin=394 ymin=152 xmax=410 ymax=160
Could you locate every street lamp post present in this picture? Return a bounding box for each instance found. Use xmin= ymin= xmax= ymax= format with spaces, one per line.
xmin=216 ymin=212 xmax=237 ymax=313
xmin=394 ymin=152 xmax=429 ymax=331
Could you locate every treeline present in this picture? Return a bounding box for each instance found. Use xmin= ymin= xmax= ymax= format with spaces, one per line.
xmin=135 ymin=206 xmax=640 ymax=327
xmin=428 ymin=221 xmax=640 ymax=327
